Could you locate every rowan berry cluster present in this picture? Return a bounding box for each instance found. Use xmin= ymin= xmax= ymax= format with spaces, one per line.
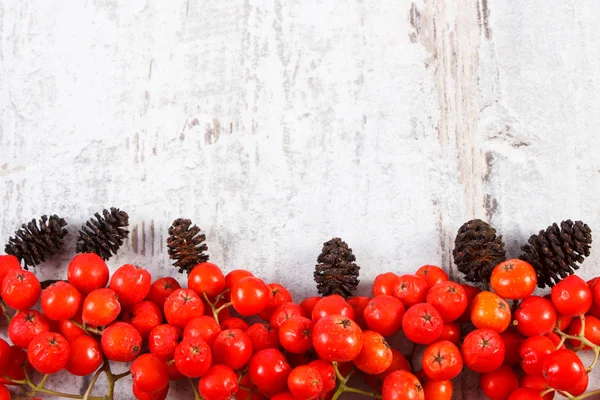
xmin=1 ymin=255 xmax=600 ymax=400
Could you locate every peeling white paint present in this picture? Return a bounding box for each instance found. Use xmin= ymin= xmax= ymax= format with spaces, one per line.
xmin=1 ymin=0 xmax=600 ymax=398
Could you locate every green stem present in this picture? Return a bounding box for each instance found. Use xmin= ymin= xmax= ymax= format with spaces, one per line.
xmin=332 ymin=362 xmax=346 ymax=383
xmin=189 ymin=377 xmax=202 ymax=400
xmin=2 ymin=377 xmax=26 ymax=385
xmin=113 ymin=371 xmax=131 ymax=381
xmin=213 ymin=289 xmax=230 ymax=305
xmin=104 ymin=359 xmax=115 ymax=400
xmin=573 ymin=314 xmax=588 ymax=352
xmin=540 ymin=388 xmax=554 ymax=397
xmin=82 ymin=368 xmax=104 ymax=400
xmin=331 ymin=387 xmax=345 ymax=400
xmin=556 ymin=335 xmax=567 ymax=350
xmin=554 ymin=315 xmax=600 ymax=400
xmin=330 ymin=362 xmax=380 ymax=399
xmin=576 ymin=388 xmax=600 ymax=399
xmin=555 ymin=328 xmax=599 ymax=351
xmin=69 ymin=319 xmax=103 ymax=336
xmin=202 ymin=291 xmax=231 ymax=325
xmin=23 ymin=362 xmax=33 ymax=386
xmin=35 ymin=374 xmax=49 ymax=391
xmin=0 ymin=299 xmax=12 ymax=322
xmin=214 ymin=302 xmax=232 ymax=316
xmin=579 ymin=314 xmax=586 ymax=336
xmin=202 ymin=292 xmax=218 ymax=323
xmin=29 ymin=388 xmax=103 ymax=400
xmin=587 ymin=348 xmax=600 ymax=372
xmin=13 ymin=368 xmax=104 ymax=400
xmin=25 ymin=373 xmax=49 ymax=398
xmin=344 ymin=387 xmax=382 ymax=398
xmin=344 ymin=367 xmax=357 ymax=382
xmin=557 ymin=390 xmax=578 ymax=400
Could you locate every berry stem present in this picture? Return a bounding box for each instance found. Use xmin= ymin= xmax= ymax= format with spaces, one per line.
xmin=331 ymin=362 xmax=380 ymax=400
xmin=104 ymin=358 xmax=116 ymax=400
xmin=206 ymin=294 xmax=220 ymax=323
xmin=557 ymin=390 xmax=576 ymax=400
xmin=331 ymin=385 xmax=344 ymax=400
xmin=214 ymin=289 xmax=230 ymax=304
xmin=575 ymin=388 xmax=600 ymax=399
xmin=70 ymin=319 xmax=104 ymax=336
xmin=82 ymin=368 xmax=104 ymax=400
xmin=202 ymin=291 xmax=231 ymax=325
xmin=0 ymin=299 xmax=12 ymax=322
xmin=215 ymin=302 xmax=233 ymax=316
xmin=343 ymin=387 xmax=382 ymax=398
xmin=573 ymin=314 xmax=587 ymax=352
xmin=27 ymin=388 xmax=103 ymax=400
xmin=113 ymin=371 xmax=131 ymax=381
xmin=540 ymin=388 xmax=554 ymax=396
xmin=554 ymin=314 xmax=600 ymax=397
xmin=555 ymin=326 xmax=599 ymax=354
xmin=332 ymin=362 xmax=347 ymax=383
xmin=189 ymin=377 xmax=202 ymax=400
xmin=13 ymin=364 xmax=104 ymax=400
xmin=2 ymin=377 xmax=26 ymax=385
xmin=18 ymin=373 xmax=47 ymax=399
xmin=556 ymin=335 xmax=567 ymax=350
xmin=238 ymin=370 xmax=247 ymax=383
xmin=587 ymin=348 xmax=600 ymax=373
xmin=36 ymin=374 xmax=49 ymax=391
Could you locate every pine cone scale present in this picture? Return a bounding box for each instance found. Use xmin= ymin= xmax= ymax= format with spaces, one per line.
xmin=5 ymin=215 xmax=68 ymax=269
xmin=167 ymin=218 xmax=209 ymax=274
xmin=453 ymin=219 xmax=506 ymax=284
xmin=314 ymin=238 xmax=360 ymax=298
xmin=76 ymin=208 xmax=129 ymax=260
xmin=520 ymin=220 xmax=592 ymax=288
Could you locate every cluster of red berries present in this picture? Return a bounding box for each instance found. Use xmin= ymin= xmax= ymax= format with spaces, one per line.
xmin=1 ymin=254 xmax=600 ymax=400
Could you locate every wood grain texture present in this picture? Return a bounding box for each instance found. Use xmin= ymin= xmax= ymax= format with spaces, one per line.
xmin=1 ymin=0 xmax=600 ymax=398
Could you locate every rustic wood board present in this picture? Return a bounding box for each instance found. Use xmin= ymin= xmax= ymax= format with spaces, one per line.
xmin=1 ymin=0 xmax=600 ymax=398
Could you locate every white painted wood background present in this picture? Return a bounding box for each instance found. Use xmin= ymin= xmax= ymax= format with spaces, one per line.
xmin=1 ymin=0 xmax=600 ymax=398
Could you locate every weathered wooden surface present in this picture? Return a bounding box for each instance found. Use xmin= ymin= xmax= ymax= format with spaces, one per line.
xmin=1 ymin=0 xmax=600 ymax=398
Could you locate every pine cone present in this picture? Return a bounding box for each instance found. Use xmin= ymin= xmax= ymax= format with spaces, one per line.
xmin=5 ymin=215 xmax=68 ymax=269
xmin=453 ymin=219 xmax=506 ymax=283
xmin=76 ymin=208 xmax=129 ymax=260
xmin=167 ymin=218 xmax=209 ymax=274
xmin=520 ymin=220 xmax=592 ymax=288
xmin=314 ymin=238 xmax=360 ymax=298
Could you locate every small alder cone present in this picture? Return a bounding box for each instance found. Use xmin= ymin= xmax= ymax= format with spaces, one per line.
xmin=453 ymin=219 xmax=506 ymax=284
xmin=167 ymin=218 xmax=209 ymax=274
xmin=314 ymin=237 xmax=360 ymax=298
xmin=5 ymin=214 xmax=68 ymax=269
xmin=76 ymin=208 xmax=129 ymax=260
xmin=520 ymin=220 xmax=592 ymax=288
